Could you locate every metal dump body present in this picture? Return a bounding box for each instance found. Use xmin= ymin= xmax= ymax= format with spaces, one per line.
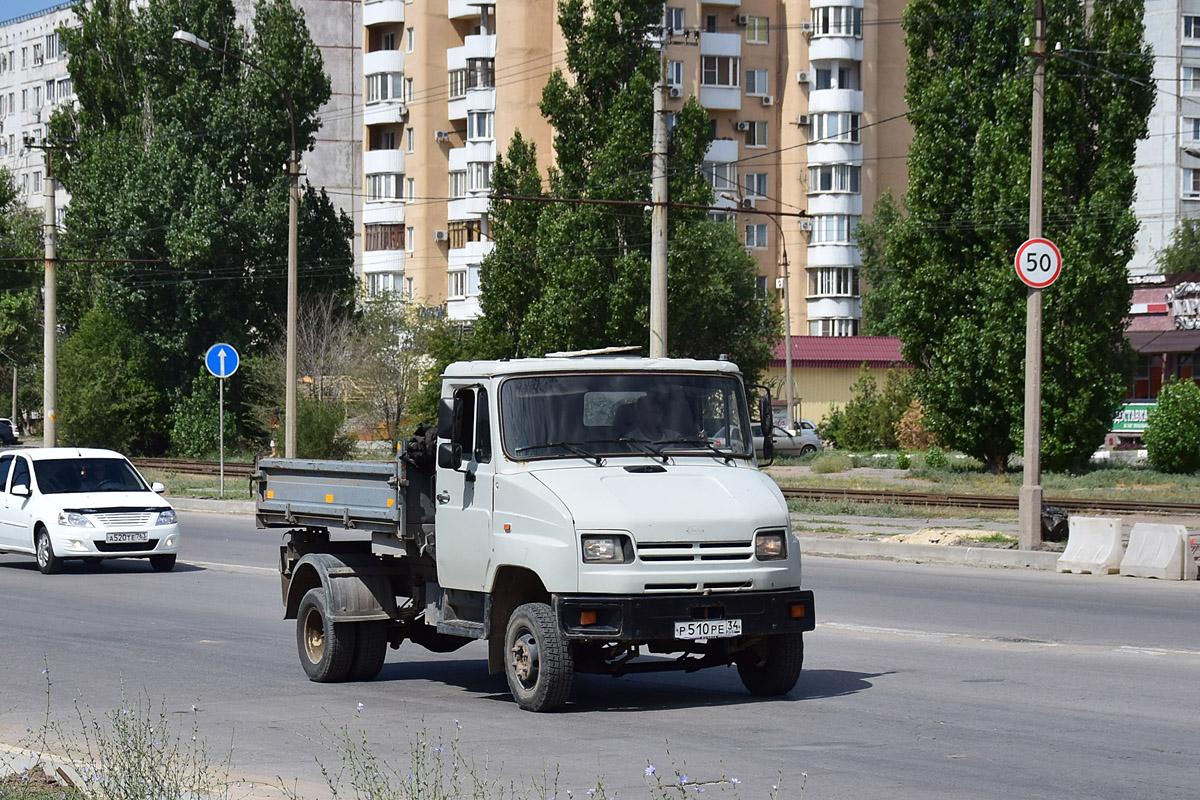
xmin=254 ymin=457 xmax=404 ymax=535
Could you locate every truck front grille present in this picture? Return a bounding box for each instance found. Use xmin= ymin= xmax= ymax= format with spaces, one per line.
xmin=636 ymin=539 xmax=753 ymax=563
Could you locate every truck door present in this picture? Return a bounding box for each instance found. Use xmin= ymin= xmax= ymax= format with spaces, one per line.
xmin=435 ymin=385 xmax=495 ymax=591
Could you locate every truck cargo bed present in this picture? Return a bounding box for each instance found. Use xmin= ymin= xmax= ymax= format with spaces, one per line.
xmin=253 ymin=457 xmax=405 ymax=535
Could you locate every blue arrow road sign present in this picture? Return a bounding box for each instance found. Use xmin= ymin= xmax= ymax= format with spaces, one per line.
xmin=205 ymin=343 xmax=239 ymax=379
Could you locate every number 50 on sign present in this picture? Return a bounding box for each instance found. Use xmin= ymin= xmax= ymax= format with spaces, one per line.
xmin=1014 ymin=238 xmax=1062 ymax=289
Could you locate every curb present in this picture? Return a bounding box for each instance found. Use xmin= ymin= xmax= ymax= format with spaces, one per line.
xmin=798 ymin=536 xmax=1062 ymax=570
xmin=171 ymin=496 xmax=256 ymax=515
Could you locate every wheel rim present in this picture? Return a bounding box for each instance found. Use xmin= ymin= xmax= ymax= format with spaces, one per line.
xmin=36 ymin=536 xmax=49 ymax=568
xmin=509 ymin=630 xmax=540 ymax=690
xmin=302 ymin=607 xmax=326 ymax=664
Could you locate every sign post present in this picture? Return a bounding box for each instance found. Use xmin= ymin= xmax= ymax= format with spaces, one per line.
xmin=205 ymin=344 xmax=240 ymax=498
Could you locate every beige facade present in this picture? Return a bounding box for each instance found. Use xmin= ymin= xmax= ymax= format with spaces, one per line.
xmin=359 ymin=0 xmax=912 ymax=329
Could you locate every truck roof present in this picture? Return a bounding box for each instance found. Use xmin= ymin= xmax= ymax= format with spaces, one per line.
xmin=442 ymin=356 xmax=744 ymax=379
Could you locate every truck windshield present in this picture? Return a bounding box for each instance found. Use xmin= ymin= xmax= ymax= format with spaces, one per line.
xmin=500 ymin=372 xmax=753 ymax=461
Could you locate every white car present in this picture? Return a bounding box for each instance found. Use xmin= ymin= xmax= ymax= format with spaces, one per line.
xmin=0 ymin=448 xmax=181 ymax=574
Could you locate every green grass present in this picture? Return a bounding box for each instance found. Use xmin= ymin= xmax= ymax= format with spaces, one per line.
xmin=140 ymin=470 xmax=254 ymax=501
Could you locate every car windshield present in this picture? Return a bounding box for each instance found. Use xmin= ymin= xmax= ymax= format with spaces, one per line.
xmin=500 ymin=371 xmax=753 ymax=461
xmin=33 ymin=458 xmax=148 ymax=494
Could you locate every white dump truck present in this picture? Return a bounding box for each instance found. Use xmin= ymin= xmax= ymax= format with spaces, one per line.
xmin=253 ymin=354 xmax=815 ymax=711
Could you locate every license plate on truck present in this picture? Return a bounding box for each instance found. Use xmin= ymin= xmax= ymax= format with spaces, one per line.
xmin=105 ymin=532 xmax=148 ymax=544
xmin=674 ymin=618 xmax=742 ymax=640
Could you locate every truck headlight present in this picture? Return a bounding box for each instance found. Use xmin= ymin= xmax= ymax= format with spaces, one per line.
xmin=582 ymin=535 xmax=627 ymax=564
xmin=58 ymin=511 xmax=94 ymax=528
xmin=755 ymin=530 xmax=787 ymax=560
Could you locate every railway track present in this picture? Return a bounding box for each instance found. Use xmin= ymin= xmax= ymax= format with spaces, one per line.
xmin=134 ymin=458 xmax=1200 ymax=517
xmin=780 ymin=486 xmax=1200 ymax=516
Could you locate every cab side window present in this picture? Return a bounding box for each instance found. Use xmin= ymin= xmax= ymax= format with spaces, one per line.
xmin=10 ymin=457 xmax=30 ymax=493
xmin=451 ymin=387 xmax=492 ymax=465
xmin=0 ymin=454 xmax=12 ymax=491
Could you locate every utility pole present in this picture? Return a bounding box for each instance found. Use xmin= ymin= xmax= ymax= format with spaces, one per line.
xmin=1019 ymin=0 xmax=1047 ymax=551
xmin=649 ymin=30 xmax=669 ymax=359
xmin=26 ymin=135 xmax=59 ymax=447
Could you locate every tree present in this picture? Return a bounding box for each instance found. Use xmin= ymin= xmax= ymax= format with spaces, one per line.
xmin=1143 ymin=377 xmax=1200 ymax=473
xmin=475 ymin=0 xmax=778 ymax=381
xmin=49 ymin=0 xmax=355 ymax=447
xmin=0 ymin=169 xmax=43 ymax=430
xmin=857 ymin=190 xmax=905 ymax=336
xmin=58 ymin=305 xmax=163 ymax=452
xmin=882 ymin=0 xmax=1153 ymax=472
xmin=1156 ymin=218 xmax=1200 ymax=274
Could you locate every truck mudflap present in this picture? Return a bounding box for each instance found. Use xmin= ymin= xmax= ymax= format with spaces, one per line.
xmin=553 ymin=589 xmax=815 ymax=641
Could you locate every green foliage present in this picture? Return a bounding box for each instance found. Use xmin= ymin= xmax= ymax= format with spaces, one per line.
xmin=169 ymin=370 xmax=238 ymax=458
xmin=58 ymin=306 xmax=163 ymax=453
xmin=409 ymin=320 xmax=474 ymax=428
xmin=819 ymin=367 xmax=913 ymax=450
xmin=810 ymin=452 xmax=854 ymax=474
xmin=856 ymin=190 xmax=905 ymax=336
xmin=1143 ymin=378 xmax=1200 ymax=473
xmin=0 ymin=169 xmax=43 ymax=406
xmin=896 ymin=452 xmax=912 ymax=470
xmin=294 ymin=394 xmax=355 ymax=460
xmin=50 ymin=0 xmax=355 ymax=446
xmin=1156 ymin=218 xmax=1200 ymax=274
xmin=887 ymin=0 xmax=1153 ymax=472
xmin=924 ymin=445 xmax=949 ymax=470
xmin=475 ymin=0 xmax=778 ymax=381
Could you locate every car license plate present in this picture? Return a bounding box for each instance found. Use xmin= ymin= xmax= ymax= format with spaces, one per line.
xmin=674 ymin=618 xmax=742 ymax=640
xmin=105 ymin=532 xmax=148 ymax=544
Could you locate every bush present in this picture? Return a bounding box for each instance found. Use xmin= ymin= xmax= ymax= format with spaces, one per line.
xmin=169 ymin=371 xmax=238 ymax=459
xmin=294 ymin=395 xmax=356 ymax=460
xmin=1144 ymin=378 xmax=1200 ymax=473
xmin=924 ymin=445 xmax=949 ymax=470
xmin=822 ymin=366 xmax=913 ymax=450
xmin=810 ymin=452 xmax=854 ymax=474
xmin=896 ymin=453 xmax=911 ymax=470
xmin=895 ymin=398 xmax=937 ymax=451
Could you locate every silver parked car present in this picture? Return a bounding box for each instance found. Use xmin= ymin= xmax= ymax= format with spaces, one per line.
xmin=752 ymin=422 xmax=824 ymax=458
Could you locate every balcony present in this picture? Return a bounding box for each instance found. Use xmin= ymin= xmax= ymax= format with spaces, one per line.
xmin=364 ymin=0 xmax=405 ymax=26
xmin=362 ymin=250 xmax=406 ymax=270
xmin=805 ymin=244 xmax=861 ymax=267
xmin=363 ymin=202 xmax=406 ymax=225
xmin=705 ymin=138 xmax=739 ymax=163
xmin=806 ymin=193 xmax=862 ymax=217
xmin=364 ymin=49 xmax=405 ymax=76
xmin=807 ymin=141 xmax=861 ymax=165
xmin=699 ymin=86 xmax=741 ymax=110
xmin=364 ymin=148 xmax=405 ymax=175
xmin=449 ymin=240 xmax=493 ymax=265
xmin=808 ymin=36 xmax=863 ymax=63
xmin=448 ymin=0 xmax=481 ymax=20
xmin=448 ymin=195 xmax=491 ymax=219
xmin=463 ymin=33 xmax=497 ymax=60
xmin=808 ymin=88 xmax=863 ymax=114
xmin=704 ymin=0 xmax=741 ymax=6
xmin=806 ymin=297 xmax=862 ymax=318
xmin=364 ymin=101 xmax=407 ymax=126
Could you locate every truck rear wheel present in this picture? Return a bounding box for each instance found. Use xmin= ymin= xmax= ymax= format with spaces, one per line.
xmin=347 ymin=621 xmax=388 ymax=681
xmin=504 ymin=602 xmax=574 ymax=712
xmin=736 ymin=632 xmax=804 ymax=696
xmin=297 ymin=587 xmax=357 ymax=682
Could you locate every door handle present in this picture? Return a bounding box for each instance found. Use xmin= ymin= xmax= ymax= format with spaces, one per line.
xmin=436 ymin=491 xmax=451 ymax=505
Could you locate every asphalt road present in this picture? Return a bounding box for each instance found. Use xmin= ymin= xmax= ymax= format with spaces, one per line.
xmin=1 ymin=510 xmax=1197 ymax=799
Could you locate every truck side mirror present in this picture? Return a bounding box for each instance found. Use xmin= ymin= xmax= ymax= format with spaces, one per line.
xmin=758 ymin=392 xmax=774 ymax=462
xmin=437 ymin=398 xmax=456 ymax=440
xmin=438 ymin=442 xmax=463 ymax=471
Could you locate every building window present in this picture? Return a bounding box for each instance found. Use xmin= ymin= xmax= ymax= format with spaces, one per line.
xmin=468 ymin=111 xmax=494 ymax=140
xmin=1186 ymin=15 xmax=1200 ymax=39
xmin=364 ymin=223 xmax=405 ymax=251
xmin=45 ymin=80 xmax=56 ymax=104
xmin=745 ymin=16 xmax=768 ymax=44
xmin=367 ymin=272 xmax=403 ymax=297
xmin=808 ymin=163 xmax=861 ymax=193
xmin=1186 ymin=66 xmax=1200 ymax=93
xmin=21 ymin=47 xmax=27 ymax=69
xmin=45 ymin=34 xmax=58 ymax=62
xmin=1185 ymin=117 xmax=1200 ymax=143
xmin=810 ymin=214 xmax=859 ymax=244
xmin=404 ymin=77 xmax=414 ymax=104
xmin=407 ymin=227 xmax=415 ymax=252
xmin=380 ymin=32 xmax=396 ymax=51
xmin=449 ymin=69 xmax=467 ymax=99
xmin=57 ymin=77 xmax=71 ymax=100
xmin=33 ymin=86 xmax=41 ymax=107
xmin=1185 ymin=168 xmax=1200 ymax=198
xmin=808 ymin=318 xmax=860 ymax=336
xmin=32 ymin=43 xmax=43 ymax=67
xmin=745 ymin=121 xmax=768 ymax=148
xmin=406 ymin=177 xmax=415 ymax=200
xmin=467 ymin=58 xmax=495 ymax=89
xmin=667 ymin=60 xmax=683 ymax=87
xmin=449 ymin=170 xmax=467 ymax=197
xmin=367 ymin=72 xmax=403 ymax=102
xmin=21 ymin=89 xmax=28 ymax=111
xmin=745 ymin=223 xmax=769 ymax=248
xmin=701 ymin=56 xmax=740 ymax=88
xmin=702 ymin=161 xmax=737 ymax=193
xmin=448 ymin=220 xmax=484 ymax=248
xmin=367 ymin=173 xmax=403 ymax=201
xmin=32 ymin=171 xmax=41 ymax=193
xmin=812 ymin=6 xmax=863 ymax=37
xmin=406 ymin=27 xmax=415 ymax=52
xmin=807 ymin=266 xmax=860 ymax=297
xmin=374 ymin=130 xmax=396 ymax=150
xmin=665 ymin=7 xmax=685 ymax=34
xmin=448 ymin=270 xmax=467 ymax=299
xmin=745 ymin=172 xmax=768 ymax=197
xmin=811 ymin=113 xmax=860 ymax=142
xmin=407 ymin=127 xmax=415 ymax=151
xmin=468 ymin=161 xmax=492 ymax=192
xmin=745 ymin=69 xmax=768 ymax=95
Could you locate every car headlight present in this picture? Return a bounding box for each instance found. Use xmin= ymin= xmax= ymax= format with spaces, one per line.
xmin=156 ymin=509 xmax=178 ymax=526
xmin=58 ymin=511 xmax=94 ymax=528
xmin=581 ymin=534 xmax=627 ymax=564
xmin=755 ymin=530 xmax=787 ymax=560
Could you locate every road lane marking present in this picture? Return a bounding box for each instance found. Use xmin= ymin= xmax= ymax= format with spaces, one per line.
xmin=182 ymin=559 xmax=277 ymax=575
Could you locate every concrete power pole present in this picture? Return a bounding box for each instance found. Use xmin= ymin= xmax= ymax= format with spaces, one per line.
xmin=649 ymin=34 xmax=669 ymax=358
xmin=1019 ymin=0 xmax=1047 ymax=550
xmin=32 ymin=139 xmax=59 ymax=447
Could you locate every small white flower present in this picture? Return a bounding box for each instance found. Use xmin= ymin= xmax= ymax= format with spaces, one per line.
xmin=645 ymin=765 xmax=656 ymax=776
xmin=357 ymin=702 xmax=365 ymax=711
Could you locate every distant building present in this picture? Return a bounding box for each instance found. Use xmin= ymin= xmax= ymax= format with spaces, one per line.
xmin=765 ymin=334 xmax=909 ymax=424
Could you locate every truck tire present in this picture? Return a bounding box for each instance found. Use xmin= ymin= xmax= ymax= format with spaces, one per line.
xmin=297 ymin=587 xmax=357 ymax=682
xmin=504 ymin=602 xmax=574 ymax=712
xmin=347 ymin=621 xmax=388 ymax=681
xmin=736 ymin=632 xmax=804 ymax=696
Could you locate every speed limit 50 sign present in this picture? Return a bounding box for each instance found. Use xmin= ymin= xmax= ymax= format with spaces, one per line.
xmin=1014 ymin=237 xmax=1062 ymax=289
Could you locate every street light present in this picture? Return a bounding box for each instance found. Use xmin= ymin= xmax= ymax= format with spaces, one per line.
xmin=173 ymin=29 xmax=300 ymax=458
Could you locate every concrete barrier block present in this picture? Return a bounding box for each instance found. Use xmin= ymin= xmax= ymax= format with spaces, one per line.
xmin=1057 ymin=516 xmax=1122 ymax=574
xmin=1120 ymin=523 xmax=1192 ymax=580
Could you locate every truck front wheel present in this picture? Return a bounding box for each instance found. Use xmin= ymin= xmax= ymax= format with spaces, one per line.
xmin=297 ymin=587 xmax=357 ymax=682
xmin=736 ymin=632 xmax=804 ymax=696
xmin=504 ymin=603 xmax=574 ymax=712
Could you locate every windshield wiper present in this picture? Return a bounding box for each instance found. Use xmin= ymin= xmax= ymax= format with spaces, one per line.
xmin=618 ymin=437 xmax=669 ymax=464
xmin=514 ymin=441 xmax=603 ymax=465
xmin=656 ymin=437 xmax=738 ymax=464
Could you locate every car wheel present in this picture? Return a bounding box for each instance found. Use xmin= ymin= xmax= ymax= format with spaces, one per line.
xmin=36 ymin=530 xmax=64 ymax=575
xmin=800 ymin=444 xmax=816 ymax=455
xmin=149 ymin=553 xmax=177 ymax=572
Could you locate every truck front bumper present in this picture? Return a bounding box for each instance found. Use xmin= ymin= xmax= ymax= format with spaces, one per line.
xmin=554 ymin=589 xmax=815 ymax=641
